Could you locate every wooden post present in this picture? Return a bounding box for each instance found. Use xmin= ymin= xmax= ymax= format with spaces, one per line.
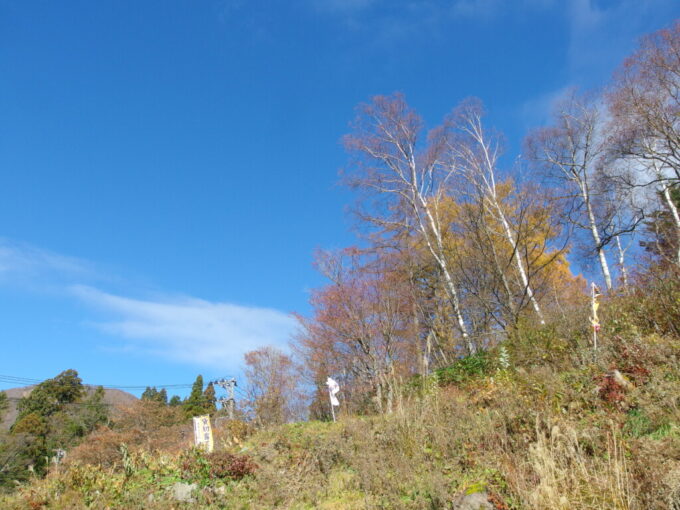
xmin=591 ymin=282 xmax=600 ymax=351
xmin=329 ymin=387 xmax=336 ymax=422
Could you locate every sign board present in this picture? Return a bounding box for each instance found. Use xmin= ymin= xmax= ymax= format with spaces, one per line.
xmin=192 ymin=415 xmax=214 ymax=452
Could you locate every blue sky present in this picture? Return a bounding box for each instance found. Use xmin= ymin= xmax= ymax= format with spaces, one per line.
xmin=0 ymin=0 xmax=678 ymax=397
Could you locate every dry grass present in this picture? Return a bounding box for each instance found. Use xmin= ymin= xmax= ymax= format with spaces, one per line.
xmin=1 ymin=329 xmax=679 ymax=509
xmin=512 ymin=417 xmax=631 ymax=509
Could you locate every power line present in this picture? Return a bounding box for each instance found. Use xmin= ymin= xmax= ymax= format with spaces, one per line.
xmin=0 ymin=374 xmax=246 ymax=395
xmin=94 ymin=384 xmax=194 ymax=390
xmin=0 ymin=375 xmax=42 ymax=384
xmin=1 ymin=375 xmax=250 ymax=419
xmin=0 ymin=374 xmax=196 ymax=391
xmin=4 ymin=397 xmax=114 ymax=407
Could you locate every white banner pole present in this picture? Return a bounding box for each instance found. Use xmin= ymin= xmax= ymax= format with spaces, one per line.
xmin=329 ymin=387 xmax=336 ymax=422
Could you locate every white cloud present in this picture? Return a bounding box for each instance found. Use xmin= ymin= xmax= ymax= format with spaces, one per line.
xmin=315 ymin=0 xmax=554 ymax=20
xmin=519 ymin=85 xmax=572 ymax=129
xmin=0 ymin=239 xmax=94 ymax=288
xmin=568 ymin=0 xmax=678 ymax=83
xmin=567 ymin=0 xmax=634 ymax=81
xmin=310 ymin=0 xmax=560 ymax=50
xmin=0 ymin=238 xmax=297 ymax=370
xmin=71 ymin=285 xmax=297 ymax=369
xmin=518 ymin=0 xmax=677 ymax=129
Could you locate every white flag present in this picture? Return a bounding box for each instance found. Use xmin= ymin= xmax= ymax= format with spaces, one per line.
xmin=326 ymin=377 xmax=340 ymax=406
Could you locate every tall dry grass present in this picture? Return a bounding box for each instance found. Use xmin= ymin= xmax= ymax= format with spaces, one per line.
xmin=511 ymin=417 xmax=632 ymax=509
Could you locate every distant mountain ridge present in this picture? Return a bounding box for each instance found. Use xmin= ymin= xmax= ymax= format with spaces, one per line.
xmin=0 ymin=385 xmax=138 ymax=430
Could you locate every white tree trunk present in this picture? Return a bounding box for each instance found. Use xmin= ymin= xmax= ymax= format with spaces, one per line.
xmin=584 ymin=189 xmax=613 ymax=290
xmin=465 ymin=112 xmax=545 ymax=325
xmin=661 ymin=184 xmax=680 ymax=266
xmin=493 ymin=199 xmax=545 ymax=324
xmin=415 ymin=193 xmax=472 ymax=352
xmin=615 ymin=236 xmax=629 ymax=290
xmin=423 ymin=330 xmax=432 ymax=377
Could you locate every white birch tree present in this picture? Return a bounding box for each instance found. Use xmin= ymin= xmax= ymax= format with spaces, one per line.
xmin=343 ymin=93 xmax=474 ymax=353
xmin=525 ymin=92 xmax=615 ymax=290
xmin=448 ymin=99 xmax=545 ymax=324
xmin=608 ymin=21 xmax=680 ymax=265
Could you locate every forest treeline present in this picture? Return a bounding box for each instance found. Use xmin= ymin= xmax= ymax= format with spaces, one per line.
xmin=0 ymin=371 xmax=220 ymax=488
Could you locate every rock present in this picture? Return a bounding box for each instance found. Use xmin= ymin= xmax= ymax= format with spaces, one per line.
xmin=204 ymin=485 xmax=226 ymax=496
xmin=171 ymin=482 xmax=197 ymax=503
xmin=451 ymin=491 xmax=494 ymax=510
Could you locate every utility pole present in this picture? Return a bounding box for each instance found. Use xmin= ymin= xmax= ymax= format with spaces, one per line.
xmin=216 ymin=378 xmax=237 ymax=420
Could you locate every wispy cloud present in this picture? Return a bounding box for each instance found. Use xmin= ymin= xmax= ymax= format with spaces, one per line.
xmin=71 ymin=286 xmax=296 ymax=369
xmin=0 ymin=239 xmax=94 ymax=289
xmin=519 ymin=0 xmax=677 ymax=129
xmin=314 ymin=0 xmax=555 ymax=25
xmin=309 ymin=0 xmax=559 ymax=51
xmin=519 ymin=85 xmax=572 ymax=130
xmin=0 ymin=238 xmax=296 ymax=369
xmin=565 ymin=0 xmax=674 ymax=81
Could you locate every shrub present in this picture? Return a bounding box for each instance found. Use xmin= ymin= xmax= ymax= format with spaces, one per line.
xmin=594 ymin=373 xmax=628 ymax=408
xmin=213 ymin=418 xmax=253 ymax=448
xmin=66 ymin=426 xmax=142 ymax=468
xmin=435 ymin=351 xmax=491 ymax=385
xmin=179 ymin=448 xmax=257 ymax=484
xmin=605 ymin=267 xmax=680 ymax=338
xmin=208 ymin=451 xmax=257 ymax=480
xmin=506 ymin=320 xmax=581 ymax=370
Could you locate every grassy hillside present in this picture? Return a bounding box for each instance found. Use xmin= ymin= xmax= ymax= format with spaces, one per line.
xmin=1 ymin=324 xmax=679 ymax=509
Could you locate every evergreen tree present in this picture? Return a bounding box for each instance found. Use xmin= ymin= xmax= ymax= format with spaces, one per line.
xmin=183 ymin=375 xmax=206 ymax=418
xmin=168 ymin=395 xmax=182 ymax=407
xmin=141 ymin=387 xmax=168 ymax=405
xmin=158 ymin=388 xmax=168 ymax=405
xmin=11 ymin=412 xmax=48 ymax=474
xmin=141 ymin=386 xmax=158 ymax=401
xmin=203 ymin=382 xmax=217 ymax=414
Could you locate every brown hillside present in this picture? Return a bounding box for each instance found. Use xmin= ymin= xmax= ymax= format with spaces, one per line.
xmin=0 ymin=385 xmax=137 ymax=430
